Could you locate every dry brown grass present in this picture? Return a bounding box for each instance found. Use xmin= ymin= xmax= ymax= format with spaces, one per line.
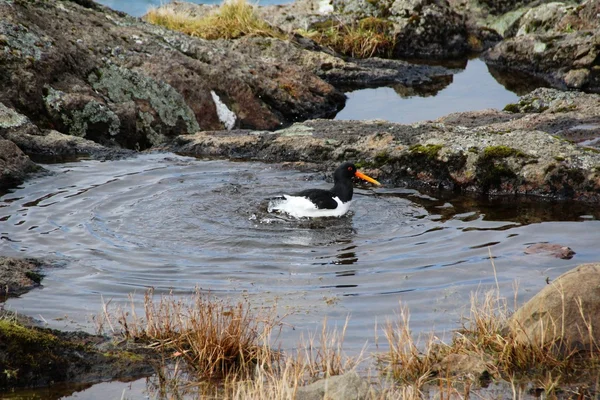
xmin=300 ymin=17 xmax=396 ymax=58
xmin=108 ymin=289 xmax=285 ymax=382
xmin=97 ymin=272 xmax=600 ymax=398
xmin=145 ymin=0 xmax=284 ymax=40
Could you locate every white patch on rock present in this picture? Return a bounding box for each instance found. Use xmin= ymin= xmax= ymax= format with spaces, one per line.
xmin=210 ymin=90 xmax=236 ymax=131
xmin=318 ymin=0 xmax=334 ymax=14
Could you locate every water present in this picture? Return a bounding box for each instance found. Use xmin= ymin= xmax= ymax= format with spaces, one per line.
xmin=2 ymin=154 xmax=598 ymax=346
xmin=335 ymin=59 xmax=520 ymax=124
xmin=96 ymin=0 xmax=291 ymax=17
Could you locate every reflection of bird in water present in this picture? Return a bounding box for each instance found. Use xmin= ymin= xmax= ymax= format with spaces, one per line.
xmin=268 ymin=162 xmax=380 ymax=218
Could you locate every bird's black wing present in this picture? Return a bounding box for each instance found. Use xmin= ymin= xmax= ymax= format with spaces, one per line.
xmin=294 ymin=189 xmax=338 ymax=209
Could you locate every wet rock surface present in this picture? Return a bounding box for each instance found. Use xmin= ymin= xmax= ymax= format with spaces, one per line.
xmin=0 ymin=310 xmax=155 ymax=391
xmin=167 ymin=88 xmax=600 ymax=201
xmin=0 ymin=139 xmax=42 ymax=191
xmin=0 ymin=257 xmax=45 ymax=298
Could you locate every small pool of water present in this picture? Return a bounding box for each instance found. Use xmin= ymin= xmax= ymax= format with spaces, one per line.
xmin=336 ymin=59 xmax=521 ymax=124
xmin=2 ymin=154 xmax=598 ymax=342
xmin=2 ymin=154 xmax=599 ymax=398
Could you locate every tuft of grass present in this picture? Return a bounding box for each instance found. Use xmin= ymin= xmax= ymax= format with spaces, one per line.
xmin=377 ymin=304 xmax=438 ymax=387
xmin=300 ymin=17 xmax=396 ymax=58
xmin=145 ymin=0 xmax=284 ymax=40
xmin=108 ymin=289 xmax=285 ymax=382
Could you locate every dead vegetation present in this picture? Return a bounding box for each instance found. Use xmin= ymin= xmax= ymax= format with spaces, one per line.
xmin=144 ymin=0 xmax=284 ymax=40
xmin=98 ymin=279 xmax=600 ymax=399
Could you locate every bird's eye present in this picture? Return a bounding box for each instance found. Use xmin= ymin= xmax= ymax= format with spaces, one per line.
xmin=347 ymin=166 xmax=352 ymax=171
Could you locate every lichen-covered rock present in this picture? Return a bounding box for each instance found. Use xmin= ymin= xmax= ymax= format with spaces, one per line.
xmin=484 ymin=29 xmax=600 ymax=92
xmin=388 ymin=0 xmax=474 ymax=57
xmin=509 ymin=263 xmax=600 ymax=354
xmin=515 ymin=2 xmax=576 ymax=37
xmin=0 ymin=0 xmax=345 ymax=150
xmin=483 ymin=0 xmax=600 ymax=92
xmin=167 ymin=89 xmax=600 ymax=200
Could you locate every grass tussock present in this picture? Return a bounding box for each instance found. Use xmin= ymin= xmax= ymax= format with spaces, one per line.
xmin=300 ymin=17 xmax=396 ymax=58
xmin=145 ymin=0 xmax=284 ymax=40
xmin=106 ymin=289 xmax=285 ymax=382
xmin=97 ymin=270 xmax=600 ymax=398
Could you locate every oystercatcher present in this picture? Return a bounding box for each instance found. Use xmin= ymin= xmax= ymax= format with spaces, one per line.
xmin=267 ymin=162 xmax=381 ymax=218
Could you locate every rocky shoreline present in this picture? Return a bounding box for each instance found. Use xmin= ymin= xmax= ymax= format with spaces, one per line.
xmin=1 ymin=0 xmax=600 ymax=394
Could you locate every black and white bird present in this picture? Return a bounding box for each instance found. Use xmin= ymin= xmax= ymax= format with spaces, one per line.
xmin=267 ymin=162 xmax=381 ymax=218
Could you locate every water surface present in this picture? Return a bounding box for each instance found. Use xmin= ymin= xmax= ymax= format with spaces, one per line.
xmin=336 ymin=59 xmax=520 ymax=124
xmin=2 ymin=155 xmax=596 ymax=350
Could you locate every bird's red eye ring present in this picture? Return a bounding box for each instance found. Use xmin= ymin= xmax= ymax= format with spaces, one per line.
xmin=348 ymin=166 xmax=352 ymax=171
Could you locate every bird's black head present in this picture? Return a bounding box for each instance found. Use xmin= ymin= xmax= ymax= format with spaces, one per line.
xmin=334 ymin=162 xmax=357 ymax=183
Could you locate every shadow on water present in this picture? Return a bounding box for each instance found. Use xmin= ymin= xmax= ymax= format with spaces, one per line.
xmin=375 ymin=188 xmax=600 ymax=224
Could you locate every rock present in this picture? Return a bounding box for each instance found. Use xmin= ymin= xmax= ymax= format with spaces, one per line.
xmin=227 ymin=37 xmax=456 ymax=88
xmin=166 ymin=89 xmax=600 ymax=201
xmin=524 ymin=243 xmax=575 ymax=259
xmin=0 ymin=139 xmax=41 ymax=190
xmin=295 ymin=371 xmax=375 ymax=400
xmin=432 ymin=353 xmax=491 ymax=379
xmin=509 ymin=263 xmax=600 ymax=354
xmin=515 ymin=2 xmax=576 ymax=37
xmin=483 ymin=0 xmax=600 ymax=92
xmin=388 ymin=0 xmax=474 ymax=58
xmin=1 ymin=102 xmax=128 ymax=160
xmin=0 ymin=311 xmax=155 ymax=390
xmin=261 ymin=0 xmax=497 ymax=58
xmin=0 ymin=0 xmax=345 ymax=150
xmin=0 ymin=257 xmax=44 ymax=297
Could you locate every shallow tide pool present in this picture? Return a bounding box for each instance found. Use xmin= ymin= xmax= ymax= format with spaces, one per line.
xmin=2 ymin=155 xmax=597 ymax=350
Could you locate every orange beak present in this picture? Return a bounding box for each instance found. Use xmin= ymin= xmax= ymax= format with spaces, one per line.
xmin=355 ymin=171 xmax=381 ymax=186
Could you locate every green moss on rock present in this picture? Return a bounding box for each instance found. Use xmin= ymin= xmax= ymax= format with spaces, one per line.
xmin=409 ymin=143 xmax=443 ymax=159
xmin=483 ymin=145 xmax=525 ymax=158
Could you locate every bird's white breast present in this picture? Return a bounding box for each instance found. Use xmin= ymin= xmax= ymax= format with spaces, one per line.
xmin=268 ymin=195 xmax=352 ymax=218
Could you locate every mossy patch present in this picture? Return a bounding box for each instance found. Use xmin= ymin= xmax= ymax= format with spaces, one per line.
xmin=24 ymin=271 xmax=43 ymax=284
xmin=409 ymin=143 xmax=443 ymax=159
xmin=503 ymin=103 xmax=520 ymax=113
xmin=482 ymin=145 xmax=526 ymax=159
xmin=0 ymin=316 xmax=153 ymax=390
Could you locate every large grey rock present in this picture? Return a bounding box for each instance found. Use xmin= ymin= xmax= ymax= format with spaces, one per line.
xmin=295 ymin=371 xmax=375 ymax=400
xmin=509 ymin=263 xmax=600 ymax=354
xmin=483 ymin=0 xmax=600 ymax=92
xmin=0 ymin=0 xmax=345 ymax=150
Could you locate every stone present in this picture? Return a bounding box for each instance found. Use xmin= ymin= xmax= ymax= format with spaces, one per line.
xmin=0 ymin=139 xmax=41 ymax=190
xmin=432 ymin=353 xmax=490 ymax=379
xmin=295 ymin=371 xmax=375 ymax=400
xmin=483 ymin=0 xmax=600 ymax=92
xmin=0 ymin=257 xmax=43 ymax=297
xmin=0 ymin=0 xmax=345 ymax=149
xmin=524 ymin=243 xmax=575 ymax=260
xmin=509 ymin=264 xmax=600 ymax=354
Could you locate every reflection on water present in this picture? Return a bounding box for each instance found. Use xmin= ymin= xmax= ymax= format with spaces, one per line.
xmin=335 ymin=58 xmax=537 ymax=124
